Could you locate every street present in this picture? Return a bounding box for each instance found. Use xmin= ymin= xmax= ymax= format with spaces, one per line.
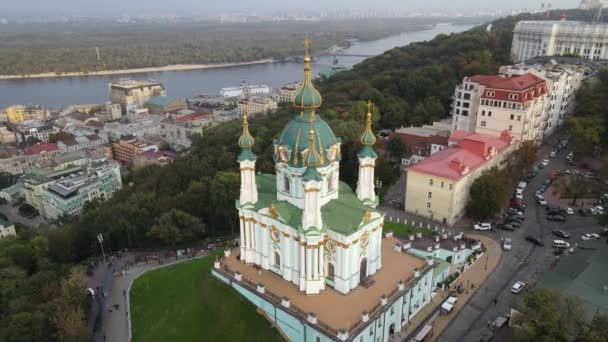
xmin=436 ymin=145 xmax=604 ymax=341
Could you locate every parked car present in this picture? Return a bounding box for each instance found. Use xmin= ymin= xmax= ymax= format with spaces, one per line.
xmin=581 ymin=233 xmax=600 ymax=241
xmin=549 ymin=151 xmax=556 ymax=158
xmin=589 ymin=208 xmax=598 ymax=215
xmin=503 ymin=239 xmax=512 ymax=251
xmin=508 ymin=215 xmax=525 ymax=223
xmin=508 ymin=221 xmax=522 ymax=229
xmin=511 ymin=281 xmax=526 ymax=294
xmin=498 ymin=224 xmax=514 ymax=231
xmin=578 ymin=208 xmax=589 ymax=216
xmin=552 ymin=229 xmax=570 ymax=239
xmin=526 ymin=235 xmax=544 ymax=246
xmin=507 ymin=208 xmax=524 ymax=216
xmin=511 ymin=204 xmax=526 ymax=212
xmin=546 ymin=204 xmax=560 ymax=212
xmin=547 ymin=214 xmax=567 ymax=222
xmin=517 ymin=181 xmax=527 ymax=190
xmin=552 ymin=240 xmax=571 ymax=249
xmin=600 ymin=228 xmax=608 ymax=237
xmin=474 ymin=223 xmax=492 ymax=231
xmin=510 ymin=200 xmax=526 ymax=207
xmin=565 ymin=207 xmax=574 ymax=215
xmin=541 ymin=159 xmax=550 ymax=167
xmin=594 ymin=206 xmax=604 ymax=215
xmin=515 ymin=193 xmax=523 ymax=200
xmin=537 ymin=199 xmax=548 ymax=206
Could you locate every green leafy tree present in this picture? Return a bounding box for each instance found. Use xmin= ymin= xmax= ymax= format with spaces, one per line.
xmin=148 ymin=209 xmax=205 ymax=246
xmin=566 ymin=115 xmax=605 ymax=157
xmin=467 ymin=167 xmax=510 ymax=220
xmin=387 ymin=137 xmax=405 ymax=160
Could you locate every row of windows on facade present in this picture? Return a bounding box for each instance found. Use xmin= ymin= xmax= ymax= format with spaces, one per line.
xmin=480 ymin=99 xmax=525 ymax=110
xmin=282 ymin=174 xmax=338 ymax=194
xmin=428 ymin=179 xmax=453 ymax=190
xmin=485 ymin=90 xmax=541 ymax=101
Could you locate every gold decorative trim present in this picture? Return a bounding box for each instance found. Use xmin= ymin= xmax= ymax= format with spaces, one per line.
xmin=270 ymin=227 xmax=281 ymax=243
xmin=360 ymin=164 xmax=375 ymax=168
xmin=304 ymin=188 xmax=321 ymax=193
xmin=240 ymin=167 xmax=255 ymax=171
xmin=293 ymin=128 xmax=301 ymax=165
xmin=371 ymin=226 xmax=378 ymax=232
xmin=282 ymin=232 xmax=290 ymax=237
xmin=363 ymin=208 xmax=371 ymax=224
xmin=360 ymin=231 xmax=370 ymax=248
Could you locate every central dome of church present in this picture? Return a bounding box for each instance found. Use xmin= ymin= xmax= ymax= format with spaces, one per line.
xmin=274 ymin=112 xmax=340 ymax=168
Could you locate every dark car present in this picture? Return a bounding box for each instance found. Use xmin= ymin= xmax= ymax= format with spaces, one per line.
xmin=600 ymin=228 xmax=608 ymax=237
xmin=498 ymin=224 xmax=514 ymax=231
xmin=510 ymin=205 xmax=526 ymax=212
xmin=508 ymin=221 xmax=522 ymax=229
xmin=552 ymin=229 xmax=570 ymax=239
xmin=546 ymin=204 xmax=560 ymax=212
xmin=508 ymin=215 xmax=525 ymax=223
xmin=547 ymin=214 xmax=567 ymax=222
xmin=543 ymin=178 xmax=552 ymax=186
xmin=526 ymin=235 xmax=545 ymax=246
xmin=578 ymin=208 xmax=589 ymax=216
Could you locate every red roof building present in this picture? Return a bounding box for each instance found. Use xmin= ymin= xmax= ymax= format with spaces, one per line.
xmin=405 ymin=131 xmax=517 ymax=225
xmin=23 ymin=143 xmax=59 ymax=155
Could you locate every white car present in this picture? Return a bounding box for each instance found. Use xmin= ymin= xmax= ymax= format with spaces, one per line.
xmin=552 ymin=240 xmax=571 ymax=249
xmin=511 ymin=281 xmax=526 ymax=294
xmin=594 ymin=206 xmax=604 ymax=215
xmin=581 ymin=233 xmax=600 ymax=241
xmin=503 ymin=239 xmax=512 ymax=251
xmin=549 ymin=151 xmax=556 ymax=158
xmin=538 ymin=199 xmax=547 ymax=206
xmin=565 ymin=207 xmax=574 ymax=215
xmin=474 ymin=223 xmax=492 ymax=231
xmin=589 ymin=208 xmax=598 ymax=215
xmin=541 ymin=159 xmax=550 ymax=167
xmin=515 ymin=193 xmax=524 ymax=200
xmin=517 ymin=181 xmax=527 ymax=190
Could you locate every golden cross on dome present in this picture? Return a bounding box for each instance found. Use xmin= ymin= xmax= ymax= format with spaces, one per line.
xmin=367 ymin=100 xmax=372 ymax=113
xmin=304 ymin=35 xmax=311 ymax=57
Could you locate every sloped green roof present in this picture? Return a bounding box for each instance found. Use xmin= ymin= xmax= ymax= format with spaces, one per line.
xmin=146 ymin=96 xmax=172 ymax=107
xmin=245 ymin=174 xmax=379 ymax=236
xmin=536 ymin=240 xmax=608 ymax=323
xmin=302 ymin=167 xmax=322 ymax=182
xmin=237 ymin=149 xmax=256 ymax=162
xmin=357 ymin=145 xmax=378 ymax=159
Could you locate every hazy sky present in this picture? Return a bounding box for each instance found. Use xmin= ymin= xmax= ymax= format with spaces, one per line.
xmin=2 ymin=0 xmax=580 ymax=15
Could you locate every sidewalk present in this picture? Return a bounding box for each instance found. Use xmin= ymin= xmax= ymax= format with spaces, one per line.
xmin=96 ymin=253 xmax=210 ymax=342
xmin=390 ymin=235 xmax=502 ymax=342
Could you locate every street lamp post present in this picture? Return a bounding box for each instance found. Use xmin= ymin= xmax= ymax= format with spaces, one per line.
xmin=97 ymin=234 xmax=107 ymax=264
xmin=485 ymin=254 xmax=489 ymax=271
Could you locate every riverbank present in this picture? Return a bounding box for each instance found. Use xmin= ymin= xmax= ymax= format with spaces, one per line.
xmin=0 ymin=59 xmax=275 ymax=80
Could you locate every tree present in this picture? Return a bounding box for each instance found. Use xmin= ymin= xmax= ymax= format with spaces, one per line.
xmin=512 ymin=288 xmax=608 ymax=342
xmin=48 ymin=132 xmax=74 ymax=144
xmin=467 ymin=167 xmax=510 ymax=220
xmin=387 ymin=137 xmax=405 ymax=161
xmin=553 ymin=174 xmax=587 ymax=206
xmin=25 ymin=136 xmax=40 ymax=145
xmin=148 ymin=209 xmax=204 ymax=246
xmin=509 ymin=141 xmax=537 ymax=175
xmin=566 ymin=115 xmax=605 ymax=157
xmin=48 ymin=269 xmax=90 ymax=342
xmin=2 ymin=311 xmax=49 ymax=342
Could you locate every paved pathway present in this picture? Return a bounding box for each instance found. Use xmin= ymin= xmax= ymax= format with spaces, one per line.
xmin=389 ymin=235 xmax=501 ymax=342
xmin=93 ymin=252 xmax=210 ymax=342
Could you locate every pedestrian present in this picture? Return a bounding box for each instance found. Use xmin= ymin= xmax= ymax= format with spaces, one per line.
xmin=123 ymin=289 xmax=127 ymax=296
xmin=494 ymin=298 xmax=498 ymax=306
xmin=103 ymin=334 xmax=106 ymax=341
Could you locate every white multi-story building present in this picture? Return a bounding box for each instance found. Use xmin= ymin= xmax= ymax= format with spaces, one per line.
xmin=105 ymin=102 xmax=122 ymax=121
xmin=12 ymin=120 xmax=58 ymax=144
xmin=511 ymin=20 xmax=608 ymax=62
xmin=276 ymin=82 xmax=302 ymax=103
xmin=238 ymin=97 xmax=278 ymax=117
xmin=451 ymin=73 xmax=548 ymax=143
xmin=219 ymin=82 xmax=271 ymax=98
xmin=42 ymin=160 xmax=122 ymax=220
xmin=579 ymin=0 xmax=608 ymax=9
xmin=500 ymin=63 xmax=585 ymax=139
xmin=108 ymin=80 xmax=166 ymax=113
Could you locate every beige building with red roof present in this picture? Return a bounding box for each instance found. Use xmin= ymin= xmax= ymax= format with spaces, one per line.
xmin=404 ymin=130 xmax=517 ymax=225
xmin=451 ymin=73 xmax=548 ymax=143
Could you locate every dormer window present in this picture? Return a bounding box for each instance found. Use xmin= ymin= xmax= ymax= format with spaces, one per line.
xmin=508 ymin=93 xmax=518 ymax=100
xmin=486 ymin=91 xmax=495 ymax=97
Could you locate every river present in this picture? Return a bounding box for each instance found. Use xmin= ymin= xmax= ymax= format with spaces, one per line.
xmin=0 ymin=23 xmax=474 ymax=109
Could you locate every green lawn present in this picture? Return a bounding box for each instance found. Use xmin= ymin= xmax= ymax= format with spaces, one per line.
xmin=130 ymin=253 xmax=284 ymax=342
xmin=383 ymin=221 xmax=433 ymax=237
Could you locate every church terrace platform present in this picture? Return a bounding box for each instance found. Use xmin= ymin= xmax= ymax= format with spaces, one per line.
xmin=219 ymin=236 xmax=428 ymax=333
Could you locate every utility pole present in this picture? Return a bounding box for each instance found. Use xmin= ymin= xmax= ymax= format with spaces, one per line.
xmin=96 ymin=47 xmax=101 ymax=61
xmin=97 ymin=234 xmax=107 ymax=264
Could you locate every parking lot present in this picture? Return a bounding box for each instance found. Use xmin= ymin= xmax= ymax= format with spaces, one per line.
xmin=438 ymin=143 xmax=606 ymax=342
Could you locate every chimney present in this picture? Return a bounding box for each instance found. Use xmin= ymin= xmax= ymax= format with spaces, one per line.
xmin=307 ymin=313 xmax=318 ymax=324
xmin=281 ymin=297 xmax=291 ymax=308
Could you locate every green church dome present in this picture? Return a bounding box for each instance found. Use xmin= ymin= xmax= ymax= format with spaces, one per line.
xmin=274 ymin=112 xmax=340 ymax=168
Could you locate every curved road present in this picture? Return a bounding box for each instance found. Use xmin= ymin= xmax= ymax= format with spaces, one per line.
xmin=437 ymin=147 xmax=602 ymax=342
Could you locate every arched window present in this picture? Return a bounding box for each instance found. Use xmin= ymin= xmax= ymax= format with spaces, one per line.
xmin=274 ymin=250 xmax=281 ymax=268
xmin=283 ymin=175 xmax=290 ymax=194
xmin=327 ymin=263 xmax=335 ymax=280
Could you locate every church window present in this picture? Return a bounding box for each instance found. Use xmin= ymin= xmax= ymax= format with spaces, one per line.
xmin=428 ymin=192 xmax=432 ymax=199
xmin=283 ymin=175 xmax=291 ymax=194
xmin=429 ymin=179 xmax=433 ymax=186
xmin=274 ymin=251 xmax=281 ymax=268
xmin=327 ymin=263 xmax=335 ymax=280
xmin=449 ymin=184 xmax=453 ymax=190
xmin=315 ymin=337 xmax=321 ymax=342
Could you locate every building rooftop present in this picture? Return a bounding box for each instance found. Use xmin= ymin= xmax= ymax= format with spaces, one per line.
xmin=393 ymin=125 xmax=450 ymax=138
xmin=110 ymin=79 xmax=163 ymax=89
xmin=536 ymin=240 xmax=608 ymax=323
xmin=408 ymin=131 xmax=515 ymax=181
xmin=174 ymin=112 xmax=212 ymax=124
xmin=146 ymin=96 xmax=173 ymax=108
xmin=253 ymin=174 xmax=377 ymax=236
xmin=23 ymin=143 xmax=59 ymax=155
xmin=0 ymin=217 xmax=14 ymax=228
xmin=221 ymin=236 xmax=428 ymax=332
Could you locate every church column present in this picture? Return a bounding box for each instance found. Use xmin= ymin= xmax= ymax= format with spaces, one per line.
xmin=312 ymin=246 xmax=317 ymax=280
xmin=239 ymin=216 xmax=245 ymax=258
xmin=306 ymin=246 xmax=312 ymax=280
xmin=318 ymin=244 xmax=324 ymax=278
xmin=282 ymin=232 xmax=291 ymax=281
xmin=300 ymin=243 xmax=306 ymax=287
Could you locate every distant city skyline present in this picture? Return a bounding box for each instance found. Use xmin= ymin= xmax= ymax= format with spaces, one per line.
xmin=2 ymin=0 xmax=580 ymax=16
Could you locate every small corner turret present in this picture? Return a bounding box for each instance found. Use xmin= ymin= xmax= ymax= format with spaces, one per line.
xmin=356 ymin=100 xmax=379 ymax=206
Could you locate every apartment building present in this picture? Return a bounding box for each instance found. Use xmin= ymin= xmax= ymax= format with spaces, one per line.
xmin=42 ymin=160 xmax=122 ymax=220
xmin=276 ymin=82 xmax=302 ymax=103
xmin=0 ymin=218 xmax=16 ymax=239
xmin=111 ymin=135 xmax=158 ymax=165
xmin=512 ymin=20 xmax=608 ymax=62
xmin=500 ymin=63 xmax=585 ymax=139
xmin=238 ymin=96 xmax=278 ymax=116
xmin=389 ymin=121 xmax=451 ymax=166
xmin=12 ymin=120 xmax=59 ymax=144
xmin=404 ymin=131 xmax=517 ymax=225
xmin=108 ymin=80 xmax=166 ymax=113
xmin=5 ymin=105 xmax=49 ymax=123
